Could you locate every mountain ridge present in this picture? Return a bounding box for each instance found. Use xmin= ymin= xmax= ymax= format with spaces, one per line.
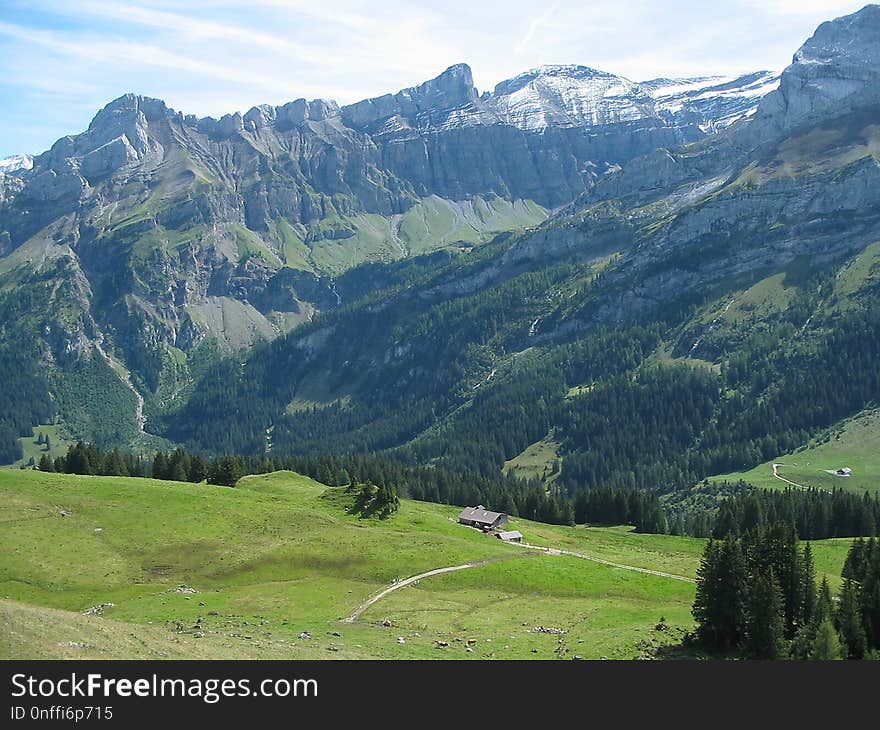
xmin=2 ymin=5 xmax=879 ymax=486
xmin=158 ymin=5 xmax=880 ymax=496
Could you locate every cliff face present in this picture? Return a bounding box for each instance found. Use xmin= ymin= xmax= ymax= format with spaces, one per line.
xmin=752 ymin=4 xmax=880 ymax=136
xmin=0 ymin=49 xmax=784 ymax=448
xmin=340 ymin=64 xmax=775 ymax=206
xmin=0 ymin=59 xmax=775 ymax=374
xmin=496 ymin=5 xmax=880 ymax=329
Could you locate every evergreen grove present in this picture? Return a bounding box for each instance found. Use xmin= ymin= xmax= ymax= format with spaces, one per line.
xmin=40 ymin=442 xmax=668 ymax=531
xmin=38 ymin=442 xmax=880 ymax=539
xmin=692 ymin=525 xmax=880 ymax=659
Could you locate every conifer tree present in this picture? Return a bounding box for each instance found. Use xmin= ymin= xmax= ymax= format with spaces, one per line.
xmin=744 ymin=570 xmax=787 ymax=660
xmin=167 ymin=449 xmax=190 ymax=482
xmin=860 ymin=541 xmax=880 ymax=650
xmin=791 ymin=577 xmax=836 ymax=659
xmin=800 ymin=542 xmax=817 ymax=627
xmin=809 ymin=619 xmax=843 ymax=660
xmin=103 ymin=449 xmax=129 ymax=477
xmin=152 ymin=451 xmax=168 ymax=480
xmin=815 ymin=577 xmax=834 ymax=625
xmin=693 ymin=538 xmax=747 ymax=650
xmin=188 ymin=455 xmax=208 ymax=483
xmin=67 ymin=442 xmax=92 ymax=475
xmin=843 ymin=537 xmax=867 ymax=580
xmin=836 ymin=578 xmax=867 ymax=659
xmin=693 ymin=540 xmax=722 ymax=648
xmin=207 ymin=456 xmax=245 ymax=486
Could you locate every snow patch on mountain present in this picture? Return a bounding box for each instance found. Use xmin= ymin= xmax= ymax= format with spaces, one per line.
xmin=0 ymin=155 xmax=33 ymax=174
xmin=488 ymin=65 xmax=654 ymax=130
xmin=483 ymin=65 xmax=780 ymax=133
xmin=645 ymin=70 xmax=781 ymax=130
xmin=345 ymin=63 xmax=780 ymax=138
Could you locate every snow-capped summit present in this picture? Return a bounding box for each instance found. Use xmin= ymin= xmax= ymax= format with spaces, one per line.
xmin=486 ymin=65 xmax=780 ymax=133
xmin=489 ymin=65 xmax=655 ymax=130
xmin=643 ymin=71 xmax=781 ymax=131
xmin=342 ymin=63 xmax=781 ymax=138
xmin=0 ymin=155 xmax=33 ymax=174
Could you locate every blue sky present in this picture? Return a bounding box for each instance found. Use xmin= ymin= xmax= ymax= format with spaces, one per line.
xmin=0 ymin=0 xmax=869 ymax=158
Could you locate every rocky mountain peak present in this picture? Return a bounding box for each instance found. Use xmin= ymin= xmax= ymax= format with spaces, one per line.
xmin=753 ymin=4 xmax=880 ymax=134
xmin=275 ymin=98 xmax=341 ymax=127
xmin=493 ymin=64 xmax=619 ymax=96
xmin=414 ymin=62 xmax=476 ymax=102
xmin=488 ymin=64 xmax=651 ymax=130
xmin=341 ymin=63 xmax=477 ymax=130
xmin=88 ymin=93 xmax=170 ymax=131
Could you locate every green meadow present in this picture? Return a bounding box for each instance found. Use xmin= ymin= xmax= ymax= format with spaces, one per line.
xmin=712 ymin=409 xmax=880 ymax=495
xmin=0 ymin=469 xmax=853 ymax=660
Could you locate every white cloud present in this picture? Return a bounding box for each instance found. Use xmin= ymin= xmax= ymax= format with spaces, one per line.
xmin=75 ymin=1 xmax=325 ymax=64
xmin=0 ymin=20 xmax=294 ymax=95
xmin=516 ymin=3 xmax=560 ymax=54
xmin=740 ymin=0 xmax=865 ymax=17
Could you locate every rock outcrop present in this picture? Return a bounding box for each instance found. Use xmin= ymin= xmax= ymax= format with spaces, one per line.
xmin=0 ymin=44 xmax=789 ymax=442
xmin=753 ymin=4 xmax=880 ymax=136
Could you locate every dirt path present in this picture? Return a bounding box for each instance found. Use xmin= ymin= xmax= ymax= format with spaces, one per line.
xmin=343 ymin=538 xmax=696 ymax=624
xmin=771 ymin=463 xmax=817 ymax=491
xmin=341 ymin=554 xmax=533 ymax=623
xmin=513 ymin=542 xmax=696 ymax=583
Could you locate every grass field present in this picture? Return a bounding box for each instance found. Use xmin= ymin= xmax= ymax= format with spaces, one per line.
xmin=10 ymin=424 xmax=72 ymax=469
xmin=0 ymin=469 xmax=854 ymax=660
xmin=711 ymin=409 xmax=880 ymax=495
xmin=502 ymin=434 xmax=560 ymax=482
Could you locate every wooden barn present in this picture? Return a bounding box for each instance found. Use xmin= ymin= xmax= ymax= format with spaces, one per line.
xmin=458 ymin=505 xmax=508 ymax=531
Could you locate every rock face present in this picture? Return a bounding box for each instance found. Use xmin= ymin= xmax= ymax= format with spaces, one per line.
xmin=0 ymin=156 xmax=34 ymax=205
xmin=752 ymin=4 xmax=880 ymax=136
xmin=0 ymin=51 xmax=784 ymax=445
xmin=498 ymin=5 xmax=880 ymax=327
xmin=342 ymin=63 xmax=479 ymax=129
xmin=338 ymin=63 xmax=778 ymax=205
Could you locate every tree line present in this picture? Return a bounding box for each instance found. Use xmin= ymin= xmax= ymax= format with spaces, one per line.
xmin=712 ymin=486 xmax=880 ymax=540
xmin=0 ymin=344 xmax=53 ymax=464
xmin=838 ymin=537 xmax=880 ymax=658
xmin=39 ymin=442 xmax=668 ymax=533
xmin=692 ymin=524 xmax=880 ymax=659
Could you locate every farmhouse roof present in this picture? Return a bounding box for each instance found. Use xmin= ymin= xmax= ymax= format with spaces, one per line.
xmin=497 ymin=530 xmax=523 ymax=541
xmin=459 ymin=506 xmax=505 ymax=525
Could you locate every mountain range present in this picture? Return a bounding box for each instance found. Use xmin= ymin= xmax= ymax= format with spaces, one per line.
xmin=1 ymin=5 xmax=879 ymax=501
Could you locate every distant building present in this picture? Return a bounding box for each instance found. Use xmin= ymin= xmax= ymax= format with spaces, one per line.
xmin=496 ymin=530 xmax=523 ymax=543
xmin=458 ymin=505 xmax=508 ymax=530
xmin=836 ymin=467 xmax=853 ymax=476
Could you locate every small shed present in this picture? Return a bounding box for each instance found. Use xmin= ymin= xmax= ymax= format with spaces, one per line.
xmin=496 ymin=530 xmax=523 ymax=543
xmin=836 ymin=467 xmax=853 ymax=476
xmin=458 ymin=505 xmax=508 ymax=530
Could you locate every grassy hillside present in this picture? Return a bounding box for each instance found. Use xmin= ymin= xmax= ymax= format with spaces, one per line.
xmin=301 ymin=196 xmax=548 ymax=276
xmin=10 ymin=424 xmax=72 ymax=469
xmin=502 ymin=434 xmax=561 ymax=482
xmin=0 ymin=469 xmax=854 ymax=660
xmin=712 ymin=409 xmax=880 ymax=495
